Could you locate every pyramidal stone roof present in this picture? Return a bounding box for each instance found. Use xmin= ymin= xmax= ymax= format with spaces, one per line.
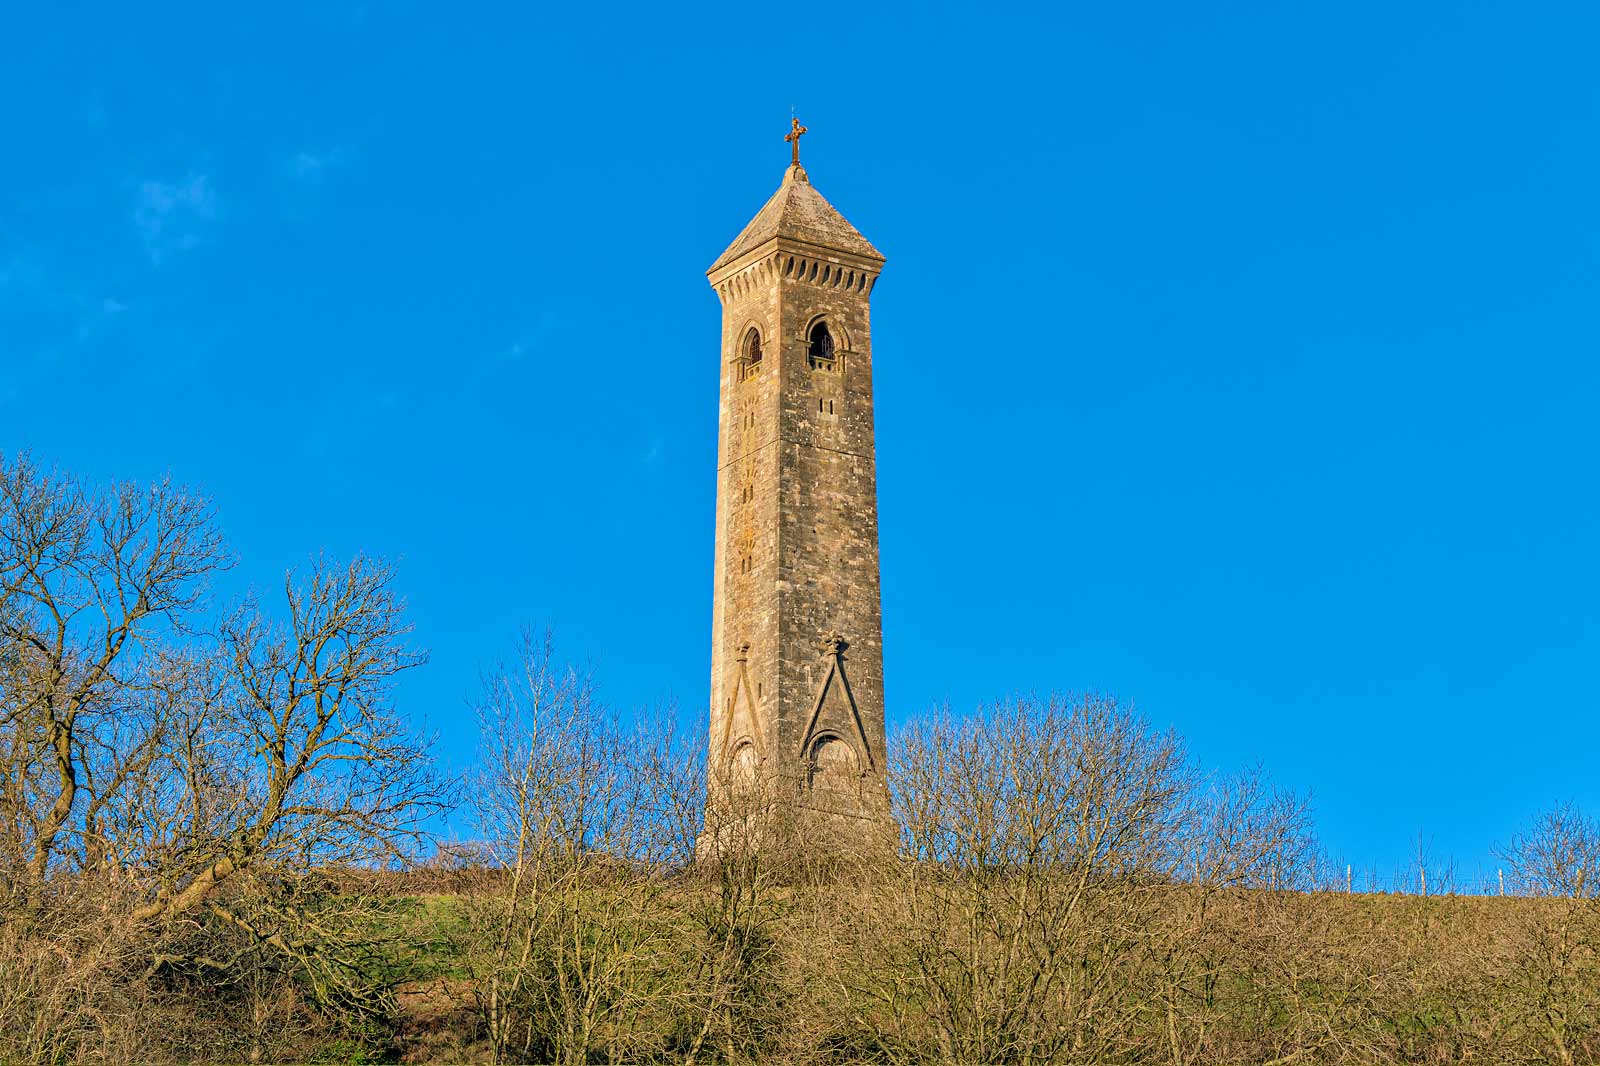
xmin=708 ymin=164 xmax=884 ymax=275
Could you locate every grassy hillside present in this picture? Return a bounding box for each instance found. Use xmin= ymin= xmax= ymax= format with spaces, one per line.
xmin=20 ymin=869 xmax=1579 ymax=1066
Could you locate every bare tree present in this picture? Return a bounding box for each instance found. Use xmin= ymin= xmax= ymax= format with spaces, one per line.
xmin=1 ymin=455 xmax=448 ymax=1061
xmin=0 ymin=451 xmax=228 ymax=895
xmin=130 ymin=554 xmax=446 ymax=924
xmin=1502 ymin=804 xmax=1600 ymax=901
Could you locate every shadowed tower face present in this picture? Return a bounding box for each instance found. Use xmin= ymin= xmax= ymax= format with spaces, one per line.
xmin=705 ymin=126 xmax=892 ymax=841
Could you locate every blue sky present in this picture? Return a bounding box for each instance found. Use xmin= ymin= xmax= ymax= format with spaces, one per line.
xmin=3 ymin=1 xmax=1597 ymax=881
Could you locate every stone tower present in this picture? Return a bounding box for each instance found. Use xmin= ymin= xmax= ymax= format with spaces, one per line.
xmin=705 ymin=126 xmax=893 ymax=844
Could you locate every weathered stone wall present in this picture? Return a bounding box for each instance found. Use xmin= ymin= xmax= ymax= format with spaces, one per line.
xmin=708 ymin=266 xmax=782 ymax=781
xmin=708 ymin=207 xmax=892 ymax=841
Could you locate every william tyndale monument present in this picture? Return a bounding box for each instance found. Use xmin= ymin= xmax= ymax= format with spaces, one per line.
xmin=705 ymin=120 xmax=894 ymax=845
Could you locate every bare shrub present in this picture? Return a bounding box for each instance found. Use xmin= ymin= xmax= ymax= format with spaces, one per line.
xmin=844 ymin=695 xmax=1190 ymax=1063
xmin=463 ymin=629 xmax=697 ymax=1065
xmin=676 ymin=759 xmax=795 ymax=1065
xmin=1153 ymin=767 xmax=1314 ymax=1065
xmin=1494 ymin=804 xmax=1600 ymax=1065
xmin=814 ymin=695 xmax=1324 ymax=1066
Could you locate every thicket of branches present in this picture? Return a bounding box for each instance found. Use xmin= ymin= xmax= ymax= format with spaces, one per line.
xmin=3 ymin=451 xmax=1598 ymax=1066
xmin=0 ymin=452 xmax=447 ymax=1063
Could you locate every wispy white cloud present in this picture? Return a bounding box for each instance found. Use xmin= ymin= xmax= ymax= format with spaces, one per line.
xmin=74 ymin=296 xmax=130 ymax=343
xmin=133 ymin=174 xmax=219 ymax=264
xmin=0 ymin=254 xmax=40 ymax=291
xmin=488 ymin=311 xmax=561 ymax=366
xmin=0 ymin=252 xmax=128 ymax=345
xmin=284 ymin=146 xmax=351 ymax=184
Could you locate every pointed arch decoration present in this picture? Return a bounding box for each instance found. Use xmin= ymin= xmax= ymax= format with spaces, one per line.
xmin=718 ymin=642 xmax=767 ymax=771
xmin=798 ymin=633 xmax=875 ymax=773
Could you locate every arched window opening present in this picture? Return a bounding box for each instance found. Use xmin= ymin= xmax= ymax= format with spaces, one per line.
xmin=739 ymin=328 xmax=763 ymax=382
xmin=730 ymin=741 xmax=759 ymax=786
xmin=808 ymin=735 xmax=857 ymax=791
xmin=808 ymin=321 xmax=837 ymax=372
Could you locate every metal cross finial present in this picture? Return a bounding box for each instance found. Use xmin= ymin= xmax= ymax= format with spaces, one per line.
xmin=785 ymin=116 xmax=809 ymax=167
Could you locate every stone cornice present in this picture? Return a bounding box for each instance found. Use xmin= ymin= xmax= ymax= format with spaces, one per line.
xmin=711 ymin=244 xmax=882 ymax=304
